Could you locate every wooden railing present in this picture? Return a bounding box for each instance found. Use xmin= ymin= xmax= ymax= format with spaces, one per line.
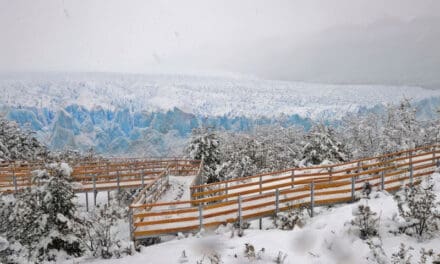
xmin=129 ymin=145 xmax=439 ymax=240
xmin=0 ymin=159 xmax=200 ymax=194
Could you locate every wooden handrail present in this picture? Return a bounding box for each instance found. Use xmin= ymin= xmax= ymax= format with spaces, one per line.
xmin=130 ymin=145 xmax=439 ymax=239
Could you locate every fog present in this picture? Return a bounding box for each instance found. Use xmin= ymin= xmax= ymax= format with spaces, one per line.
xmin=1 ymin=0 xmax=439 ymax=87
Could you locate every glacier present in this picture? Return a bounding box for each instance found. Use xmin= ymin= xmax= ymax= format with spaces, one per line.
xmin=3 ymin=105 xmax=313 ymax=156
xmin=1 ymin=73 xmax=440 ymax=156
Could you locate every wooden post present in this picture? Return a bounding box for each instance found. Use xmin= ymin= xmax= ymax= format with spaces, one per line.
xmin=381 ymin=170 xmax=385 ymax=191
xmin=310 ymin=182 xmax=314 ymax=218
xmin=409 ymin=151 xmax=413 ymax=187
xmin=238 ymin=195 xmax=243 ymax=230
xmin=93 ymin=174 xmax=97 ymax=207
xmin=12 ymin=164 xmax=18 ymax=194
xmin=85 ymin=192 xmax=89 ymax=212
xmin=259 ymin=175 xmax=263 ymax=193
xmin=329 ymin=167 xmax=333 ymax=182
xmin=107 ymin=190 xmax=110 ymax=205
xmin=225 ymin=182 xmax=228 ymax=201
xmin=275 ymin=189 xmax=280 ymax=216
xmin=141 ymin=170 xmax=145 ymax=188
xmin=198 ymin=203 xmax=203 ymax=231
xmin=291 ymin=169 xmax=295 ymax=188
xmin=117 ymin=170 xmax=121 ymax=194
xmin=351 ymin=176 xmax=355 ymax=202
xmin=433 ymin=146 xmax=436 ymax=165
xmin=128 ymin=207 xmax=134 ymax=241
xmin=259 ymin=176 xmax=263 ymax=230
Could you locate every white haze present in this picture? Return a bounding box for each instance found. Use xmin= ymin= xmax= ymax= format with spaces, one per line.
xmin=0 ymin=0 xmax=439 ymax=87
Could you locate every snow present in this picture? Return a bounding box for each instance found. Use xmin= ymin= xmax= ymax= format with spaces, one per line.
xmin=154 ymin=176 xmax=195 ymax=206
xmin=1 ymin=73 xmax=440 ymax=120
xmin=75 ymin=173 xmax=440 ymax=264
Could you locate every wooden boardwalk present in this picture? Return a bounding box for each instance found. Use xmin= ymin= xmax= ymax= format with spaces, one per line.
xmin=0 ymin=159 xmax=200 ymax=194
xmin=129 ymin=145 xmax=440 ymax=240
xmin=2 ymin=147 xmax=438 ymax=242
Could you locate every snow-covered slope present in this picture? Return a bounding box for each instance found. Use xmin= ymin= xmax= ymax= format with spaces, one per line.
xmin=1 ymin=73 xmax=440 ymax=119
xmin=78 ymin=174 xmax=440 ymax=264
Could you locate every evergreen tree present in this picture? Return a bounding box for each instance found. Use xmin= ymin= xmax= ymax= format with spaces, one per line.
xmin=302 ymin=124 xmax=348 ymax=165
xmin=187 ymin=127 xmax=221 ymax=183
xmin=0 ymin=118 xmax=49 ymax=162
xmin=2 ymin=163 xmax=84 ymax=262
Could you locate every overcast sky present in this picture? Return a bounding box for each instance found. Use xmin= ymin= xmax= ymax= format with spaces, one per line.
xmin=1 ymin=0 xmax=439 ymax=87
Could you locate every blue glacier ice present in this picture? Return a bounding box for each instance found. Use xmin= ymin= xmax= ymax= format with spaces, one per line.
xmin=5 ymin=96 xmax=440 ymax=156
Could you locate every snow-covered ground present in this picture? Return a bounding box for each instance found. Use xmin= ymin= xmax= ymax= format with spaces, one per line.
xmin=72 ymin=173 xmax=440 ymax=264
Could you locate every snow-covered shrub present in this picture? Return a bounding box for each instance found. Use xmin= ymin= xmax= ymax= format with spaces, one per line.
xmin=0 ymin=195 xmax=14 ymax=235
xmin=365 ymin=238 xmax=388 ymax=264
xmin=301 ymin=124 xmax=348 ymax=165
xmin=395 ymin=177 xmax=440 ymax=238
xmin=82 ymin=203 xmax=132 ymax=259
xmin=111 ymin=188 xmax=137 ymax=210
xmin=391 ymin=243 xmax=413 ymax=264
xmin=274 ymin=251 xmax=287 ymax=264
xmin=0 ymin=118 xmax=49 ymax=162
xmin=179 ymin=250 xmax=189 ymax=263
xmin=2 ymin=163 xmax=84 ymax=262
xmin=197 ymin=251 xmax=222 ymax=264
xmin=274 ymin=206 xmax=306 ymax=230
xmin=244 ymin=243 xmax=256 ymax=259
xmin=351 ymin=204 xmax=379 ymax=240
xmin=419 ymin=248 xmax=440 ymax=264
xmin=187 ymin=127 xmax=222 ymax=183
xmin=362 ymin=182 xmax=373 ymax=198
xmin=243 ymin=243 xmax=264 ymax=261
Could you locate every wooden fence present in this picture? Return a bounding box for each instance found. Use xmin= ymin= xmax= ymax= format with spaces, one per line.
xmin=129 ymin=145 xmax=440 ymax=240
xmin=0 ymin=159 xmax=200 ymax=194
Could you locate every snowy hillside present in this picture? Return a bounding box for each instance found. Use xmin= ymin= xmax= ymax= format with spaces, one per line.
xmin=1 ymin=73 xmax=440 ymax=119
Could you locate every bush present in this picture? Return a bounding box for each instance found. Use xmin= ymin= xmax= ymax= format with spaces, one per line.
xmin=419 ymin=248 xmax=440 ymax=264
xmin=274 ymin=251 xmax=287 ymax=264
xmin=81 ymin=203 xmax=133 ymax=259
xmin=274 ymin=206 xmax=306 ymax=230
xmin=244 ymin=243 xmax=264 ymax=261
xmin=391 ymin=243 xmax=413 ymax=264
xmin=351 ymin=204 xmax=379 ymax=239
xmin=395 ymin=177 xmax=440 ymax=238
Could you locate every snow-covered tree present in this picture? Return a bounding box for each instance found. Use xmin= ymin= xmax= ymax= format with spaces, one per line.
xmin=351 ymin=204 xmax=379 ymax=240
xmin=379 ymin=99 xmax=421 ymax=153
xmin=301 ymin=124 xmax=348 ymax=165
xmin=1 ymin=163 xmax=84 ymax=262
xmin=0 ymin=118 xmax=49 ymax=162
xmin=187 ymin=127 xmax=222 ymax=183
xmin=343 ymin=112 xmax=382 ymax=158
xmin=216 ymin=126 xmax=303 ymax=179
